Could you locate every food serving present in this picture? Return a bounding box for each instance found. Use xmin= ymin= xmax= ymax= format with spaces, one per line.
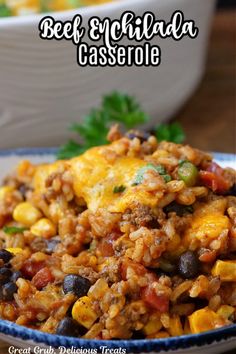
xmin=0 ymin=0 xmax=112 ymax=17
xmin=0 ymin=121 xmax=235 ymax=340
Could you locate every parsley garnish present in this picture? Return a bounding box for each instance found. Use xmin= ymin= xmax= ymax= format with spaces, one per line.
xmin=113 ymin=185 xmax=126 ymax=194
xmin=162 ymin=174 xmax=172 ymax=183
xmin=57 ymin=92 xmax=149 ymax=159
xmin=0 ymin=4 xmax=12 ymax=17
xmin=3 ymin=226 xmax=27 ymax=235
xmin=155 ymin=123 xmax=185 ymax=144
xmin=58 ymin=92 xmax=186 ymax=159
xmin=133 ymin=163 xmax=171 ymax=185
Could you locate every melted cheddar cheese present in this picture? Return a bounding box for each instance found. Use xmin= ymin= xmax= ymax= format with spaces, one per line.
xmin=33 ymin=144 xmax=161 ymax=213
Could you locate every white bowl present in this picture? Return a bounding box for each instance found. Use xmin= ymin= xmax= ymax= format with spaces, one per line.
xmin=0 ymin=0 xmax=216 ymax=149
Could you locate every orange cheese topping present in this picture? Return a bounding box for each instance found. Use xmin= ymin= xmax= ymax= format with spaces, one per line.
xmin=32 ymin=144 xmax=161 ymax=213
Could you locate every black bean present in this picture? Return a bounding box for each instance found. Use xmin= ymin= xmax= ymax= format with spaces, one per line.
xmin=178 ymin=251 xmax=199 ymax=279
xmin=45 ymin=237 xmax=61 ymax=254
xmin=4 ymin=263 xmax=12 ymax=269
xmin=164 ymin=202 xmax=194 ymax=217
xmin=126 ymin=130 xmax=151 ymax=143
xmin=11 ymin=271 xmax=22 ymax=282
xmin=223 ymin=183 xmax=236 ymax=196
xmin=219 ymin=252 xmax=236 ymax=261
xmin=19 ymin=184 xmax=28 ymax=198
xmin=0 ymin=282 xmax=17 ymax=301
xmin=229 ymin=183 xmax=236 ymax=196
xmin=0 ymin=249 xmax=13 ymax=264
xmin=63 ymin=274 xmax=91 ymax=298
xmin=0 ymin=268 xmax=12 ymax=285
xmin=56 ymin=317 xmax=85 ymax=337
xmin=191 ymin=298 xmax=208 ymax=310
xmin=131 ymin=330 xmax=145 ymax=340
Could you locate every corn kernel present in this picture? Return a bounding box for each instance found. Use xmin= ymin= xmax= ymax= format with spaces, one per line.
xmin=6 ymin=248 xmax=23 ymax=255
xmin=72 ymin=296 xmax=98 ymax=329
xmin=17 ymin=160 xmax=35 ymax=178
xmin=190 ymin=214 xmax=230 ymax=241
xmin=166 ymin=234 xmax=181 ymax=252
xmin=0 ymin=186 xmax=14 ymax=200
xmin=189 ymin=307 xmax=225 ymax=334
xmin=212 ymin=260 xmax=236 ymax=282
xmin=143 ymin=314 xmax=162 ymax=336
xmin=30 ymin=218 xmax=56 ymax=239
xmin=13 ymin=202 xmax=42 ymax=227
xmin=217 ymin=305 xmax=235 ymax=320
xmin=168 ymin=315 xmax=183 ymax=336
xmin=97 ymin=259 xmax=110 ymax=272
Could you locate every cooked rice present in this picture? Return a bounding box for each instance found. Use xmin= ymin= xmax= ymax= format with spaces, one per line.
xmin=0 ymin=127 xmax=235 ymax=339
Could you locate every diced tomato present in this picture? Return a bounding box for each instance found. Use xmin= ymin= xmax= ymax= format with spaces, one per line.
xmin=97 ymin=233 xmax=119 ymax=257
xmin=32 ymin=267 xmax=54 ymax=290
xmin=98 ymin=239 xmax=114 ymax=257
xmin=141 ymin=285 xmax=169 ymax=313
xmin=199 ymin=171 xmax=230 ymax=194
xmin=121 ymin=259 xmax=147 ymax=280
xmin=21 ymin=260 xmax=45 ymax=278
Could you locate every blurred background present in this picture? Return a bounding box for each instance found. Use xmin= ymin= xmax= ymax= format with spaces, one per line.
xmin=218 ymin=0 xmax=235 ymax=8
xmin=0 ymin=0 xmax=235 ymax=154
xmin=172 ymin=0 xmax=236 ymax=153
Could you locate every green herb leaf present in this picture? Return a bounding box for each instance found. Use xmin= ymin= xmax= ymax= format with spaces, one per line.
xmin=70 ymin=110 xmax=109 ymax=147
xmin=57 ymin=140 xmax=86 ymax=160
xmin=102 ymin=92 xmax=149 ymax=129
xmin=163 ymin=174 xmax=172 ymax=183
xmin=179 ymin=159 xmax=187 ymax=166
xmin=3 ymin=226 xmax=27 ymax=235
xmin=0 ymin=4 xmax=12 ymax=17
xmin=133 ymin=164 xmax=156 ymax=186
xmin=133 ymin=163 xmax=171 ymax=185
xmin=155 ymin=123 xmax=185 ymax=144
xmin=113 ymin=185 xmax=126 ymax=194
xmin=153 ymin=165 xmax=166 ymax=175
xmin=57 ymin=92 xmax=150 ymax=159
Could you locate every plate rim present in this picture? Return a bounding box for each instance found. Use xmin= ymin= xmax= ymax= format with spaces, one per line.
xmin=0 ymin=319 xmax=236 ymax=352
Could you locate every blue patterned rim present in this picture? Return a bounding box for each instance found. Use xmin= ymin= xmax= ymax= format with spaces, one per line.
xmin=0 ymin=147 xmax=58 ymax=156
xmin=0 ymin=320 xmax=235 ymax=352
xmin=0 ymin=148 xmax=235 ymax=351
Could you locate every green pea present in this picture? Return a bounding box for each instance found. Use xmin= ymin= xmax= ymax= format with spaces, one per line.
xmin=178 ymin=161 xmax=199 ymax=187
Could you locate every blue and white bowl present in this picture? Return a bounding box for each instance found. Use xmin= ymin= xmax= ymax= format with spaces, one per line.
xmin=0 ymin=149 xmax=235 ymax=354
xmin=0 ymin=319 xmax=236 ymax=354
